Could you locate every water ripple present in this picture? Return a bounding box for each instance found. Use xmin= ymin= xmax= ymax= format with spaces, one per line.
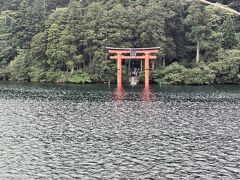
xmin=0 ymin=83 xmax=240 ymax=179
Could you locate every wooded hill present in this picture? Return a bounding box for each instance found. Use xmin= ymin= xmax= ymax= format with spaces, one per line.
xmin=0 ymin=0 xmax=240 ymax=85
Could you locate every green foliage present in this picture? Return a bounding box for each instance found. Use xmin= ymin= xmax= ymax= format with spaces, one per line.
xmin=159 ymin=62 xmax=187 ymax=84
xmin=0 ymin=68 xmax=10 ymax=80
xmin=184 ymin=1 xmax=227 ymax=63
xmin=140 ymin=62 xmax=187 ymax=84
xmin=0 ymin=11 xmax=16 ymax=67
xmin=11 ymin=0 xmax=45 ymax=49
xmin=160 ymin=73 xmax=183 ymax=85
xmin=29 ymin=66 xmax=46 ymax=82
xmin=156 ymin=62 xmax=215 ymax=85
xmin=29 ymin=69 xmax=92 ymax=84
xmin=184 ymin=1 xmax=212 ymax=44
xmin=153 ymin=49 xmax=240 ymax=85
xmin=67 ymin=72 xmax=91 ymax=84
xmin=220 ymin=16 xmax=238 ymax=49
xmin=88 ymin=59 xmax=116 ymax=83
xmin=208 ymin=49 xmax=240 ymax=84
xmin=182 ymin=63 xmax=216 ymax=85
xmin=8 ymin=51 xmax=30 ymax=81
xmin=44 ymin=71 xmax=62 ymax=83
xmin=0 ymin=0 xmax=240 ymax=85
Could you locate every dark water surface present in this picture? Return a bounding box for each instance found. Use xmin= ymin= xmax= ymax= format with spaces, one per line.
xmin=0 ymin=82 xmax=240 ymax=179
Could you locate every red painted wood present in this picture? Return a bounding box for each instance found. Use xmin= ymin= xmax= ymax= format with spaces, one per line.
xmin=108 ymin=50 xmax=159 ymax=54
xmin=110 ymin=56 xmax=157 ymax=60
xmin=145 ymin=54 xmax=150 ymax=87
xmin=107 ymin=48 xmax=159 ymax=87
xmin=117 ymin=53 xmax=122 ymax=87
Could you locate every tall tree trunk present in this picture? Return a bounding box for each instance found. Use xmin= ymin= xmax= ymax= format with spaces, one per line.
xmin=128 ymin=60 xmax=131 ymax=75
xmin=43 ymin=0 xmax=46 ymax=19
xmin=162 ymin=57 xmax=166 ymax=67
xmin=151 ymin=61 xmax=155 ymax=70
xmin=71 ymin=66 xmax=74 ymax=74
xmin=196 ymin=42 xmax=200 ymax=64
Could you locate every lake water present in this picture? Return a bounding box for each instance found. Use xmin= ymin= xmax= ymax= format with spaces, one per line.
xmin=0 ymin=82 xmax=240 ymax=179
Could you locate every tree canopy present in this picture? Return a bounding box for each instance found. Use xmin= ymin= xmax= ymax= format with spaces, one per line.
xmin=0 ymin=0 xmax=240 ymax=84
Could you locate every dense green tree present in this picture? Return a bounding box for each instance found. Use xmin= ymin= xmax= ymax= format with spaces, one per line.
xmin=184 ymin=1 xmax=212 ymax=63
xmin=161 ymin=0 xmax=189 ymax=63
xmin=0 ymin=0 xmax=22 ymax=11
xmin=11 ymin=0 xmax=45 ymax=49
xmin=220 ymin=15 xmax=238 ymax=49
xmin=8 ymin=50 xmax=31 ymax=81
xmin=0 ymin=0 xmax=240 ymax=85
xmin=0 ymin=11 xmax=16 ymax=67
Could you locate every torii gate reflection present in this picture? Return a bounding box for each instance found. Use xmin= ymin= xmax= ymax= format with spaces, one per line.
xmin=114 ymin=85 xmax=151 ymax=102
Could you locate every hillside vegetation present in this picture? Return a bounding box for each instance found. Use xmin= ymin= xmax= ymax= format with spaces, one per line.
xmin=0 ymin=0 xmax=240 ymax=84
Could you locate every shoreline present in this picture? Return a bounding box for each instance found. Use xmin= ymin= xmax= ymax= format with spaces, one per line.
xmin=0 ymin=80 xmax=240 ymax=86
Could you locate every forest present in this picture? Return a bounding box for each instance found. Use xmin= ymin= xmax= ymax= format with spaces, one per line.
xmin=0 ymin=0 xmax=240 ymax=85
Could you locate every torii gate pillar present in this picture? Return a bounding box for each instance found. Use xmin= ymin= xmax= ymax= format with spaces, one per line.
xmin=107 ymin=47 xmax=160 ymax=87
xmin=145 ymin=53 xmax=150 ymax=87
xmin=117 ymin=53 xmax=122 ymax=87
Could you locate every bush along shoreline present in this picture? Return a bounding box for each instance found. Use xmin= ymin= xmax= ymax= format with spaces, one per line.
xmin=1 ymin=49 xmax=240 ymax=85
xmin=142 ymin=49 xmax=240 ymax=85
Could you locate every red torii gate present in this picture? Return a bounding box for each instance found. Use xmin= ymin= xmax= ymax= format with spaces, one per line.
xmin=107 ymin=47 xmax=160 ymax=87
